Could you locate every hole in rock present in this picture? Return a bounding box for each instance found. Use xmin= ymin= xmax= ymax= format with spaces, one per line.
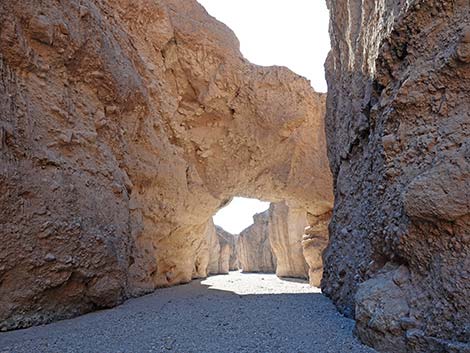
xmin=213 ymin=197 xmax=269 ymax=234
xmin=189 ymin=0 xmax=332 ymax=294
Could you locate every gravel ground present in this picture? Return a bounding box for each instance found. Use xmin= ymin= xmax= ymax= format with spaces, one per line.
xmin=0 ymin=272 xmax=376 ymax=353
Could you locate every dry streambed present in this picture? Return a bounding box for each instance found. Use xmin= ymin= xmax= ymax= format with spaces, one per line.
xmin=0 ymin=272 xmax=376 ymax=353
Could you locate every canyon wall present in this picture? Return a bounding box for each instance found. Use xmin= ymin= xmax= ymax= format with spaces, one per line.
xmin=268 ymin=202 xmax=309 ymax=279
xmin=0 ymin=0 xmax=333 ymax=330
xmin=216 ymin=226 xmax=239 ymax=272
xmin=302 ymin=211 xmax=330 ymax=287
xmin=237 ymin=211 xmax=276 ymax=273
xmin=324 ymin=1 xmax=469 ymax=352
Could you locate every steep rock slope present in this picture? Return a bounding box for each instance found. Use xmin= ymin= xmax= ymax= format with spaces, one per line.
xmin=268 ymin=202 xmax=309 ymax=279
xmin=0 ymin=0 xmax=333 ymax=330
xmin=324 ymin=1 xmax=469 ymax=352
xmin=237 ymin=211 xmax=276 ymax=273
xmin=302 ymin=211 xmax=331 ymax=287
xmin=215 ymin=226 xmax=238 ymax=273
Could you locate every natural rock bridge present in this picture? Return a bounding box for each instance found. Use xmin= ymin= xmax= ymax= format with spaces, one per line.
xmin=0 ymin=0 xmax=468 ymax=352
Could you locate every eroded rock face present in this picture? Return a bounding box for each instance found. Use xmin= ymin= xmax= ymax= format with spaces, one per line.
xmin=302 ymin=211 xmax=330 ymax=287
xmin=206 ymin=219 xmax=221 ymax=276
xmin=0 ymin=0 xmax=333 ymax=330
xmin=324 ymin=1 xmax=470 ymax=352
xmin=268 ymin=202 xmax=309 ymax=279
xmin=237 ymin=211 xmax=276 ymax=273
xmin=216 ymin=226 xmax=238 ymax=272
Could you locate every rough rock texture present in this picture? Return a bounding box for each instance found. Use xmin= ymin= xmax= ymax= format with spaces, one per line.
xmin=302 ymin=211 xmax=331 ymax=287
xmin=324 ymin=1 xmax=470 ymax=352
xmin=192 ymin=220 xmax=237 ymax=277
xmin=237 ymin=211 xmax=276 ymax=273
xmin=206 ymin=221 xmax=237 ymax=275
xmin=206 ymin=220 xmax=221 ymax=275
xmin=216 ymin=226 xmax=238 ymax=272
xmin=268 ymin=202 xmax=309 ymax=279
xmin=0 ymin=0 xmax=333 ymax=330
xmin=191 ymin=221 xmax=211 ymax=279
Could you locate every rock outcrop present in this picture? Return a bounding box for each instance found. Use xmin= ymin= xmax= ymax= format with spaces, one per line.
xmin=268 ymin=202 xmax=309 ymax=279
xmin=192 ymin=220 xmax=237 ymax=277
xmin=324 ymin=1 xmax=470 ymax=352
xmin=206 ymin=219 xmax=221 ymax=275
xmin=0 ymin=0 xmax=333 ymax=330
xmin=301 ymin=211 xmax=330 ymax=287
xmin=238 ymin=211 xmax=276 ymax=273
xmin=216 ymin=226 xmax=238 ymax=272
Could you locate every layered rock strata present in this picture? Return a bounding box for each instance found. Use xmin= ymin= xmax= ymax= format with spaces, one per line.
xmin=324 ymin=1 xmax=470 ymax=352
xmin=237 ymin=211 xmax=276 ymax=273
xmin=0 ymin=0 xmax=333 ymax=330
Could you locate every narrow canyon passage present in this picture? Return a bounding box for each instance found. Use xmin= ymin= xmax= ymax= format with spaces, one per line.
xmin=0 ymin=272 xmax=376 ymax=353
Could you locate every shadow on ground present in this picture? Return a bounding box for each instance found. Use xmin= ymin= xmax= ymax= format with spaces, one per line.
xmin=0 ymin=273 xmax=376 ymax=353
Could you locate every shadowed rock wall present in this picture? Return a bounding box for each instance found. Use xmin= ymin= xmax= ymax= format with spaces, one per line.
xmin=0 ymin=0 xmax=333 ymax=330
xmin=237 ymin=211 xmax=276 ymax=273
xmin=324 ymin=1 xmax=469 ymax=352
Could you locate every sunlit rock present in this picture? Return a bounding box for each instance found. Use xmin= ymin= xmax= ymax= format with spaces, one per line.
xmin=0 ymin=0 xmax=332 ymax=330
xmin=237 ymin=211 xmax=276 ymax=273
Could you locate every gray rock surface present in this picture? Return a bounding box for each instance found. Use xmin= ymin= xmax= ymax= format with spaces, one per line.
xmin=324 ymin=1 xmax=470 ymax=352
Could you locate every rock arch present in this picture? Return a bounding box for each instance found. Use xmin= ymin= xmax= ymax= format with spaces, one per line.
xmin=0 ymin=0 xmax=332 ymax=330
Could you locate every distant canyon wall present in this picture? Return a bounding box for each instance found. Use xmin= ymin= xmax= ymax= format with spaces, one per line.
xmin=237 ymin=201 xmax=330 ymax=286
xmin=324 ymin=0 xmax=469 ymax=352
xmin=237 ymin=210 xmax=276 ymax=273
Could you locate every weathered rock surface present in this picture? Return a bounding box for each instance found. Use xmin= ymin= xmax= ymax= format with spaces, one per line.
xmin=302 ymin=211 xmax=330 ymax=287
xmin=268 ymin=202 xmax=309 ymax=279
xmin=192 ymin=221 xmax=211 ymax=279
xmin=237 ymin=211 xmax=276 ymax=273
xmin=0 ymin=0 xmax=333 ymax=330
xmin=206 ymin=219 xmax=221 ymax=276
xmin=192 ymin=220 xmax=237 ymax=277
xmin=216 ymin=226 xmax=238 ymax=272
xmin=324 ymin=1 xmax=470 ymax=352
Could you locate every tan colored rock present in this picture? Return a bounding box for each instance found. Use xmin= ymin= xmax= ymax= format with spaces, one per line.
xmin=192 ymin=220 xmax=237 ymax=277
xmin=324 ymin=1 xmax=470 ymax=351
xmin=0 ymin=0 xmax=333 ymax=330
xmin=268 ymin=202 xmax=309 ymax=279
xmin=216 ymin=226 xmax=238 ymax=272
xmin=302 ymin=211 xmax=331 ymax=287
xmin=192 ymin=222 xmax=210 ymax=279
xmin=206 ymin=219 xmax=221 ymax=276
xmin=238 ymin=211 xmax=276 ymax=273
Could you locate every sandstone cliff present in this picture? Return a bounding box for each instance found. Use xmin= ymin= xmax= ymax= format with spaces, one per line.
xmin=238 ymin=211 xmax=276 ymax=273
xmin=268 ymin=202 xmax=309 ymax=279
xmin=0 ymin=0 xmax=333 ymax=330
xmin=324 ymin=1 xmax=470 ymax=352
